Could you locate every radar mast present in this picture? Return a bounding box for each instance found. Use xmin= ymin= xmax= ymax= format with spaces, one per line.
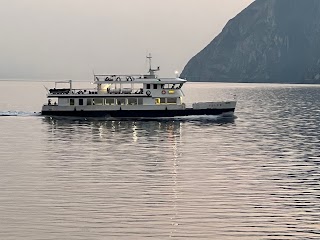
xmin=147 ymin=53 xmax=160 ymax=77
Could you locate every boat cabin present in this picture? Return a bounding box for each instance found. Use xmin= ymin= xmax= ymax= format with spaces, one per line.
xmin=42 ymin=54 xmax=236 ymax=118
xmin=45 ymin=63 xmax=186 ymax=109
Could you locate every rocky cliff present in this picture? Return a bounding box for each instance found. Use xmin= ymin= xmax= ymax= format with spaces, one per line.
xmin=181 ymin=0 xmax=320 ymax=83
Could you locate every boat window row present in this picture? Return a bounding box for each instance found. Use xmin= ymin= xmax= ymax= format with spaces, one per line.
xmin=146 ymin=83 xmax=183 ymax=90
xmin=67 ymin=97 xmax=177 ymax=106
xmin=154 ymin=98 xmax=177 ymax=104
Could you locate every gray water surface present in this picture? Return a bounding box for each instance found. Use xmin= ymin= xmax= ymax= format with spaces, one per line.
xmin=0 ymin=82 xmax=320 ymax=239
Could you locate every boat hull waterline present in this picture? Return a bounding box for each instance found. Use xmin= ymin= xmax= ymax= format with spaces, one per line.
xmin=41 ymin=107 xmax=235 ymax=118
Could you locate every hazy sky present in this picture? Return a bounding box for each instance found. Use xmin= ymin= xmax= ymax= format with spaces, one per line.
xmin=0 ymin=0 xmax=254 ymax=80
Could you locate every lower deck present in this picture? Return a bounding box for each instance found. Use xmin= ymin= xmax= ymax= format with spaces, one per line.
xmin=41 ymin=108 xmax=235 ymax=118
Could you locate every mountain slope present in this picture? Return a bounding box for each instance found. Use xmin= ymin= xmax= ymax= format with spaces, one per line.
xmin=181 ymin=0 xmax=320 ymax=83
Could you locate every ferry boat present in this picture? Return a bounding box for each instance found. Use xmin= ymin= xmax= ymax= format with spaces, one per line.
xmin=41 ymin=55 xmax=236 ymax=118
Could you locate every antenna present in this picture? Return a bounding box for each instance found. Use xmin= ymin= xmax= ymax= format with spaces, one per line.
xmin=146 ymin=53 xmax=152 ymax=72
xmin=146 ymin=53 xmax=160 ymax=76
xmin=43 ymin=85 xmax=49 ymax=93
xmin=92 ymin=69 xmax=96 ymax=82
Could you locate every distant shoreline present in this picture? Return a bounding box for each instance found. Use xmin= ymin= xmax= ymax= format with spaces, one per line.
xmin=1 ymin=79 xmax=320 ymax=85
xmin=184 ymin=79 xmax=320 ymax=85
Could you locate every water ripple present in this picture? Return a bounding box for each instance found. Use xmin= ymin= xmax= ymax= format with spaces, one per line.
xmin=0 ymin=83 xmax=320 ymax=239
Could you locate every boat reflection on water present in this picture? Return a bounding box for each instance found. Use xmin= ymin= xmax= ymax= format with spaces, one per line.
xmin=42 ymin=115 xmax=235 ymax=143
xmin=40 ymin=115 xmax=236 ymax=237
xmin=43 ymin=114 xmax=235 ymax=130
xmin=43 ymin=117 xmax=178 ymax=141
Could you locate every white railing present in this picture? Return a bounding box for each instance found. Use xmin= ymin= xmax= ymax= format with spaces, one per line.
xmin=48 ymin=88 xmax=145 ymax=96
xmin=93 ymin=73 xmax=159 ymax=82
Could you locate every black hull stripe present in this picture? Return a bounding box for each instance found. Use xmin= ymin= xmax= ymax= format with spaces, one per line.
xmin=41 ymin=108 xmax=235 ymax=118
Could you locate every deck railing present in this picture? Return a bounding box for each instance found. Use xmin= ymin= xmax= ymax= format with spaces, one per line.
xmin=48 ymin=88 xmax=144 ymax=96
xmin=93 ymin=74 xmax=159 ymax=82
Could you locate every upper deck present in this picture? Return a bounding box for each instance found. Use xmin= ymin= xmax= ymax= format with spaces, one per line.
xmin=93 ymin=74 xmax=186 ymax=85
xmin=46 ymin=54 xmax=186 ymax=99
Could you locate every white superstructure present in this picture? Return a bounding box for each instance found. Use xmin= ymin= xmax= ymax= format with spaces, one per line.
xmin=41 ymin=55 xmax=236 ymax=118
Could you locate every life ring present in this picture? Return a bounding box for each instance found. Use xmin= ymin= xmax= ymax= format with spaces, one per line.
xmin=146 ymin=90 xmax=151 ymax=96
xmin=161 ymin=90 xmax=166 ymax=94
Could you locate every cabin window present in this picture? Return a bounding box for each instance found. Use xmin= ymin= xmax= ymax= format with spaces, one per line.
xmin=128 ymin=98 xmax=138 ymax=105
xmin=138 ymin=98 xmax=143 ymax=105
xmin=117 ymin=98 xmax=126 ymax=105
xmin=161 ymin=84 xmax=164 ymax=89
xmin=153 ymin=84 xmax=158 ymax=89
xmin=160 ymin=98 xmax=166 ymax=104
xmin=59 ymin=99 xmax=68 ymax=106
xmin=164 ymin=84 xmax=173 ymax=89
xmin=165 ymin=84 xmax=176 ymax=89
xmin=94 ymin=98 xmax=103 ymax=105
xmin=155 ymin=98 xmax=160 ymax=105
xmin=105 ymin=98 xmax=115 ymax=105
xmin=79 ymin=99 xmax=83 ymax=105
xmin=87 ymin=98 xmax=93 ymax=105
xmin=167 ymin=98 xmax=177 ymax=104
xmin=146 ymin=84 xmax=150 ymax=89
xmin=70 ymin=99 xmax=75 ymax=106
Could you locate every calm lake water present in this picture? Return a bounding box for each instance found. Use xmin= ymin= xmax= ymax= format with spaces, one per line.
xmin=0 ymin=81 xmax=320 ymax=239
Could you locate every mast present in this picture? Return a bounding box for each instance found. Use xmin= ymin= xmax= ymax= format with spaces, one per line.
xmin=147 ymin=53 xmax=152 ymax=73
xmin=146 ymin=53 xmax=160 ymax=77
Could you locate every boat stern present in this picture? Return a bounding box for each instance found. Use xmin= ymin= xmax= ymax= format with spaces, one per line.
xmin=192 ymin=101 xmax=236 ymax=110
